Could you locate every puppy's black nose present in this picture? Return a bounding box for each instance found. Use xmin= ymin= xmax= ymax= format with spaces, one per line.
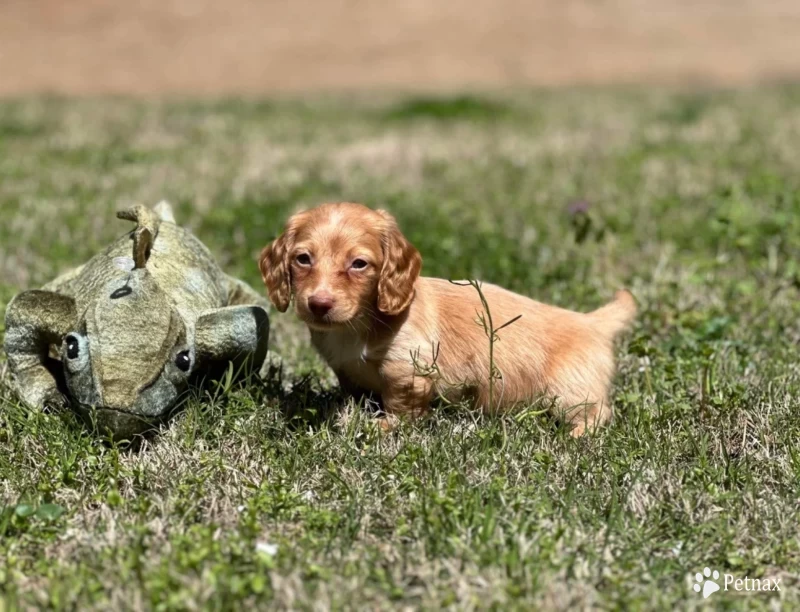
xmin=308 ymin=293 xmax=334 ymax=317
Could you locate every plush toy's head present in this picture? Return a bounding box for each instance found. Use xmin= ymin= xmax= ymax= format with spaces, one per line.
xmin=62 ymin=266 xmax=196 ymax=435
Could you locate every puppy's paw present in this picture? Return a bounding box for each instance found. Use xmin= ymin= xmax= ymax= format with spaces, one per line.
xmin=375 ymin=414 xmax=399 ymax=433
xmin=569 ymin=422 xmax=587 ymax=437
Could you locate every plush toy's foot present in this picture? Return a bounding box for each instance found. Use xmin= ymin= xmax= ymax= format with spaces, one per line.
xmin=75 ymin=404 xmax=161 ymax=440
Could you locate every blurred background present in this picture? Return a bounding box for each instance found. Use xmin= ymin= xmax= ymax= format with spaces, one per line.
xmin=3 ymin=0 xmax=800 ymax=96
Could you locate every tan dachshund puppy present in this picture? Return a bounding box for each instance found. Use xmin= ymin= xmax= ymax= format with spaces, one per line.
xmin=259 ymin=202 xmax=636 ymax=436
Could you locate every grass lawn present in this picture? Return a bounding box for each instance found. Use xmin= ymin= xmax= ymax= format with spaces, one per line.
xmin=2 ymin=88 xmax=800 ymax=610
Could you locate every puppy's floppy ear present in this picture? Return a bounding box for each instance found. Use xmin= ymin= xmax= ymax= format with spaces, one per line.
xmin=259 ymin=214 xmax=305 ymax=312
xmin=376 ymin=209 xmax=422 ymax=316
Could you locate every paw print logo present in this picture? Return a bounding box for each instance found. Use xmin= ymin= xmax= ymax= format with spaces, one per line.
xmin=693 ymin=567 xmax=720 ymax=599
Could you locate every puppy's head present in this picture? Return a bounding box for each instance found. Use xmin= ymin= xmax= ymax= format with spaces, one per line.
xmin=259 ymin=203 xmax=421 ymax=330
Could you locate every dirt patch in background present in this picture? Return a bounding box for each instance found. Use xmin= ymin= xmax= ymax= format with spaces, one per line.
xmin=2 ymin=0 xmax=800 ymax=96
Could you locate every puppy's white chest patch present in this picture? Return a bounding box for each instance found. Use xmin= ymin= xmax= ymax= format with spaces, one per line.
xmin=329 ymin=338 xmax=368 ymax=368
xmin=311 ymin=331 xmax=381 ymax=392
xmin=311 ymin=330 xmax=369 ymax=366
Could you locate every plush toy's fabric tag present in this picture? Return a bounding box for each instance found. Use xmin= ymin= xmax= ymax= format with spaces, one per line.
xmin=113 ymin=256 xmax=136 ymax=272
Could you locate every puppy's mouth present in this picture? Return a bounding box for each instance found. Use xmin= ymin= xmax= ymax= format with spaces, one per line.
xmin=301 ymin=312 xmax=357 ymax=331
xmin=306 ymin=318 xmax=337 ymax=331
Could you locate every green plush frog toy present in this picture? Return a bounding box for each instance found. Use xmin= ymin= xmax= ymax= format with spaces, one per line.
xmin=3 ymin=201 xmax=270 ymax=438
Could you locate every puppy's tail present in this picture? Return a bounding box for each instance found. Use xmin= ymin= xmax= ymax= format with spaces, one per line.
xmin=587 ymin=290 xmax=637 ymax=338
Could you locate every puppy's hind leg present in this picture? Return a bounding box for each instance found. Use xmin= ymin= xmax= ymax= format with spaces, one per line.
xmin=564 ymin=395 xmax=612 ymax=437
xmin=552 ymin=352 xmax=617 ymax=437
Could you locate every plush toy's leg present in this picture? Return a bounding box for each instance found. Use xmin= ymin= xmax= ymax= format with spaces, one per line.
xmin=221 ymin=276 xmax=278 ymax=377
xmin=3 ymin=290 xmax=77 ymax=409
xmin=117 ymin=205 xmax=162 ymax=269
xmin=224 ymin=275 xmax=271 ymax=309
xmin=194 ymin=305 xmax=270 ymax=376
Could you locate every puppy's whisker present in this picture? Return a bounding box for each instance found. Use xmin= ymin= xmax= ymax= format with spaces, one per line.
xmin=362 ymin=306 xmax=392 ymax=332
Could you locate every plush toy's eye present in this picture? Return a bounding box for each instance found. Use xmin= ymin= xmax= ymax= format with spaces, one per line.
xmin=66 ymin=335 xmax=79 ymax=360
xmin=175 ymin=350 xmax=191 ymax=372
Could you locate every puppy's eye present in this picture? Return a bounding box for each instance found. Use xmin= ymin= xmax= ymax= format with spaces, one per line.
xmin=65 ymin=335 xmax=79 ymax=360
xmin=295 ymin=253 xmax=312 ymax=266
xmin=175 ymin=350 xmax=191 ymax=372
xmin=350 ymin=258 xmax=368 ymax=270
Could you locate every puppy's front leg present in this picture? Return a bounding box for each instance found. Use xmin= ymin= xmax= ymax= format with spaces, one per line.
xmin=335 ymin=370 xmax=372 ymax=403
xmin=377 ymin=361 xmax=433 ymax=431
